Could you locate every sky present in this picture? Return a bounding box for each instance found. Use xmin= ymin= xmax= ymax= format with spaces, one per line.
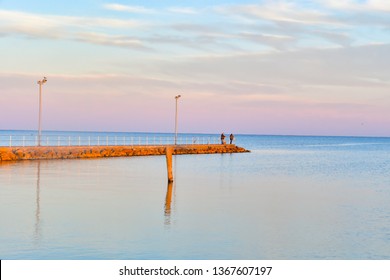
xmin=1 ymin=0 xmax=390 ymax=136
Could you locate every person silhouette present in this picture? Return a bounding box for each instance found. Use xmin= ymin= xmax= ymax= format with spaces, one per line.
xmin=229 ymin=133 xmax=234 ymax=144
xmin=221 ymin=133 xmax=226 ymax=144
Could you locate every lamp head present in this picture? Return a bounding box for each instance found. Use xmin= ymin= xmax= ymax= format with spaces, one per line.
xmin=37 ymin=77 xmax=47 ymax=85
xmin=175 ymin=95 xmax=181 ymax=99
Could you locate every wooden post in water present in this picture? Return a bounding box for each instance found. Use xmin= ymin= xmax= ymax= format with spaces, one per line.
xmin=165 ymin=147 xmax=174 ymax=182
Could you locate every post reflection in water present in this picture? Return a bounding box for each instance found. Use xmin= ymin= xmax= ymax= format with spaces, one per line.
xmin=164 ymin=181 xmax=173 ymax=225
xmin=34 ymin=161 xmax=41 ymax=243
xmin=164 ymin=155 xmax=177 ymax=225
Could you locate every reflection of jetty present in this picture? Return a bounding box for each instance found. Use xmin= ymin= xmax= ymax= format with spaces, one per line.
xmin=0 ymin=144 xmax=249 ymax=161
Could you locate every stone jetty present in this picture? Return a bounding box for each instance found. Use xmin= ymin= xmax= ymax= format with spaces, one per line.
xmin=0 ymin=144 xmax=249 ymax=161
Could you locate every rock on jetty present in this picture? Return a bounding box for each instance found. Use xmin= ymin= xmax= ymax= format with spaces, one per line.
xmin=0 ymin=144 xmax=249 ymax=161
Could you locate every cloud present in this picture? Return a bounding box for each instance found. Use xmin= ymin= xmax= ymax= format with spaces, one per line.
xmin=215 ymin=1 xmax=343 ymax=26
xmin=1 ymin=0 xmax=388 ymax=56
xmin=167 ymin=7 xmax=198 ymax=14
xmin=211 ymin=0 xmax=390 ymax=50
xmin=143 ymin=43 xmax=390 ymax=104
xmin=0 ymin=9 xmax=146 ymax=49
xmin=210 ymin=1 xmax=357 ymax=50
xmin=237 ymin=31 xmax=296 ymax=50
xmin=2 ymin=39 xmax=390 ymax=136
xmin=2 ymin=2 xmax=390 ymax=136
xmin=317 ymin=0 xmax=390 ymax=29
xmin=308 ymin=30 xmax=353 ymax=47
xmin=74 ymin=32 xmax=148 ymax=49
xmin=369 ymin=0 xmax=390 ymax=11
xmin=0 ymin=9 xmax=141 ymax=30
xmin=104 ymin=3 xmax=198 ymax=15
xmin=103 ymin=3 xmax=155 ymax=14
xmin=321 ymin=0 xmax=390 ymax=12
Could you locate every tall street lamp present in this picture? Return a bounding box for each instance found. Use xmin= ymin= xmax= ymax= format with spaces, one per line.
xmin=37 ymin=77 xmax=47 ymax=146
xmin=174 ymin=95 xmax=181 ymax=145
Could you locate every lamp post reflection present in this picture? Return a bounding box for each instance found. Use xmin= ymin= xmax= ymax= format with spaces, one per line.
xmin=34 ymin=161 xmax=42 ymax=242
xmin=164 ymin=181 xmax=173 ymax=222
xmin=164 ymin=155 xmax=177 ymax=225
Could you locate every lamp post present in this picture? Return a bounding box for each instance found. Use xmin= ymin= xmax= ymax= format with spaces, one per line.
xmin=37 ymin=77 xmax=47 ymax=146
xmin=174 ymin=95 xmax=181 ymax=145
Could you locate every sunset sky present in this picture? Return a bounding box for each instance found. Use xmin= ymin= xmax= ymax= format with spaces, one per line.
xmin=1 ymin=0 xmax=390 ymax=136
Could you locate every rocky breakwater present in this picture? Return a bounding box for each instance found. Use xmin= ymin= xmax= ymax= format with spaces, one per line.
xmin=0 ymin=144 xmax=249 ymax=161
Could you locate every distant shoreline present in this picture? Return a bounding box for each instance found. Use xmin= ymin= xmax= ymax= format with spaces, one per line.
xmin=1 ymin=129 xmax=389 ymax=139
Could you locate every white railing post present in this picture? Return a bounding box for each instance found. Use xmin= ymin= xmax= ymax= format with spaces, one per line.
xmin=78 ymin=136 xmax=81 ymax=146
xmin=9 ymin=135 xmax=12 ymax=147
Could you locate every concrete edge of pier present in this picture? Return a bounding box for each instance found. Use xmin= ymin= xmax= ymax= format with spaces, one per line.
xmin=0 ymin=144 xmax=250 ymax=161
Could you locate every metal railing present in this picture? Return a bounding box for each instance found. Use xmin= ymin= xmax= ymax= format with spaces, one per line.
xmin=0 ymin=135 xmax=221 ymax=147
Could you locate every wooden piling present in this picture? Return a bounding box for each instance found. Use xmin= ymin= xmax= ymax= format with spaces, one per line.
xmin=165 ymin=147 xmax=173 ymax=182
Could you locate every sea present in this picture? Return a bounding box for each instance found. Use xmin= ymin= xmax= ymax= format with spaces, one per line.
xmin=1 ymin=130 xmax=389 ymax=260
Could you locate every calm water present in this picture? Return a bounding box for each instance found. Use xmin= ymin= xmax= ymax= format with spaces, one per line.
xmin=1 ymin=131 xmax=390 ymax=259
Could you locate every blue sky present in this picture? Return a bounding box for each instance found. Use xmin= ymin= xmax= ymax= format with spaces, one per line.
xmin=1 ymin=0 xmax=390 ymax=136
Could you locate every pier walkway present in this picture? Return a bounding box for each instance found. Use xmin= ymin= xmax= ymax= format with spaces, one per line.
xmin=0 ymin=144 xmax=249 ymax=161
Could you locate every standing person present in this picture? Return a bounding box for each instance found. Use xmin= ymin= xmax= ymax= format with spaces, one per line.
xmin=229 ymin=133 xmax=234 ymax=144
xmin=221 ymin=133 xmax=226 ymax=144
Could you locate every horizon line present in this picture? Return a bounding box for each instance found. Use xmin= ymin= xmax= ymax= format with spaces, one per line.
xmin=1 ymin=128 xmax=390 ymax=139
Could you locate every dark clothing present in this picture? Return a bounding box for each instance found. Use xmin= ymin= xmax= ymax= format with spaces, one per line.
xmin=221 ymin=133 xmax=226 ymax=144
xmin=229 ymin=134 xmax=234 ymax=144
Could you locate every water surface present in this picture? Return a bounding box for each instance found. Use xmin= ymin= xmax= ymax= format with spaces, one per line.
xmin=1 ymin=133 xmax=389 ymax=259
